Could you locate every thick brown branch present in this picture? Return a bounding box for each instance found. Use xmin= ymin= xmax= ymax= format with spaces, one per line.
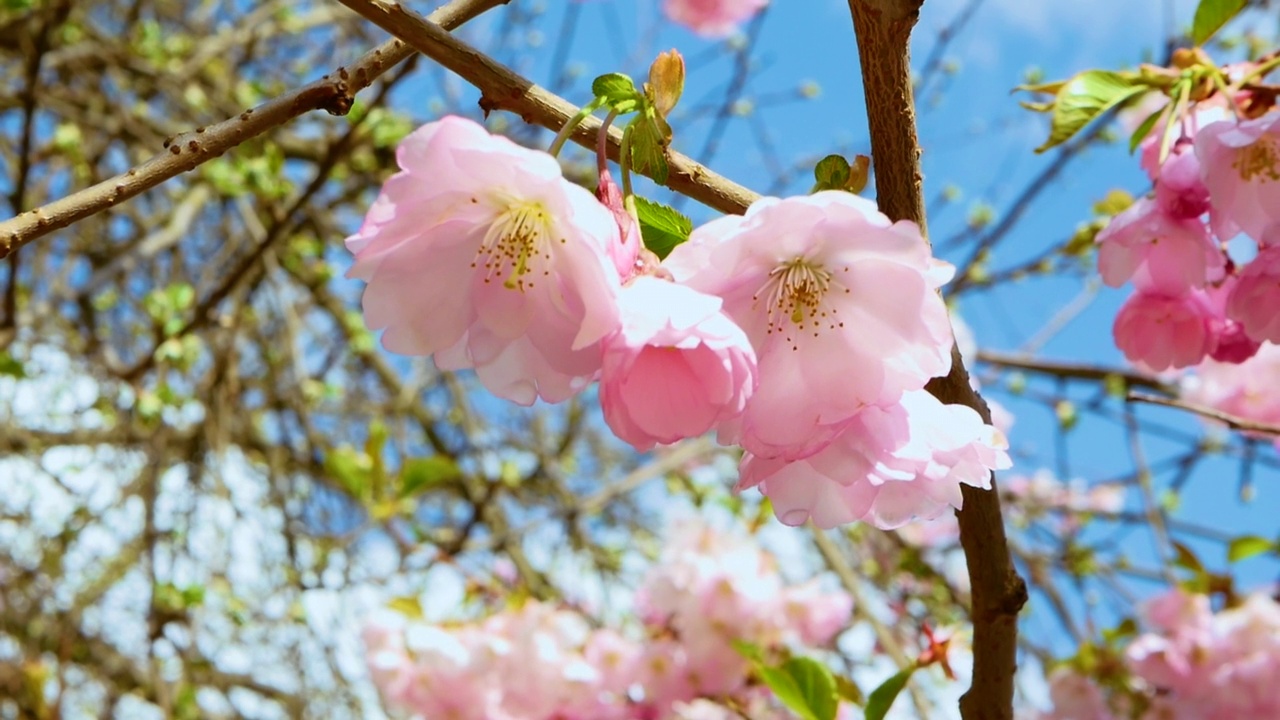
xmin=847 ymin=2 xmax=1026 ymax=719
xmin=332 ymin=0 xmax=760 ymax=216
xmin=0 ymin=0 xmax=508 ymax=258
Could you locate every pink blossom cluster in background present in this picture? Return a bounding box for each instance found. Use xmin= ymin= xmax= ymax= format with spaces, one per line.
xmin=363 ymin=521 xmax=853 ymax=719
xmin=662 ymin=0 xmax=768 ymax=38
xmin=1101 ymin=89 xmax=1280 ymax=372
xmin=345 ymin=116 xmax=1009 ymax=530
xmin=894 ymin=470 xmax=1124 ymax=548
xmin=1041 ymin=589 xmax=1280 ymax=720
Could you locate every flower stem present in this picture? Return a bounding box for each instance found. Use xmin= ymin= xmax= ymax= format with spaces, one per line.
xmin=548 ymin=98 xmax=604 ymax=157
xmin=597 ymin=108 xmax=621 ymax=176
xmin=619 ymin=122 xmax=635 ymax=198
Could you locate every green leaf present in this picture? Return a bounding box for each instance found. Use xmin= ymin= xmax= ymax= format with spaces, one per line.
xmin=834 ymin=674 xmax=864 ymax=706
xmin=1128 ymin=104 xmax=1167 ymax=153
xmin=865 ymin=667 xmax=916 ymax=720
xmin=633 ymin=196 xmax=692 ymax=259
xmin=0 ymin=351 xmax=25 ymax=378
xmin=400 ymin=456 xmax=460 ymax=498
xmin=1172 ymin=540 xmax=1206 ymax=574
xmin=325 ymin=445 xmax=373 ymax=501
xmin=759 ymin=657 xmax=839 ymax=720
xmin=783 ymin=657 xmax=839 ymax=720
xmin=626 ymin=114 xmax=671 ymax=185
xmin=1191 ymin=0 xmax=1247 ymax=46
xmin=1227 ymin=535 xmax=1275 ymax=563
xmin=592 ymin=72 xmax=642 ymax=113
xmin=813 ymin=155 xmax=851 ymax=192
xmin=1035 ymin=71 xmax=1148 ymax=153
xmin=1093 ymin=189 xmax=1135 ymax=216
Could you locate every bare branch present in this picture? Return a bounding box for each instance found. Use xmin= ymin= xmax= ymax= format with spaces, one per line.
xmin=0 ymin=0 xmax=509 ymax=258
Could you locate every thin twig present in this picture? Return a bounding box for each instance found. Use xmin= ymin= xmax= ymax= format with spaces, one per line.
xmin=1128 ymin=391 xmax=1280 ymax=436
xmin=976 ymin=350 xmax=1174 ymax=393
xmin=0 ymin=0 xmax=509 ymax=258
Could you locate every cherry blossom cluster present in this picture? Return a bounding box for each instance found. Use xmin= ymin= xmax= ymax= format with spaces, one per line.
xmin=1041 ymin=588 xmax=1280 ymax=720
xmin=362 ymin=521 xmax=853 ymax=719
xmin=1101 ymin=88 xmax=1280 ymax=372
xmin=345 ymin=115 xmax=1010 ymax=529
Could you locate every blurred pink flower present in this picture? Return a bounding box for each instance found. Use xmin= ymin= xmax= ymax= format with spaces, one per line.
xmin=346 ymin=115 xmax=622 ymax=406
xmin=1096 ymin=197 xmax=1224 ymax=294
xmin=663 ymin=0 xmax=768 ymax=38
xmin=738 ymin=390 xmax=1009 ymax=529
xmin=665 ymin=192 xmax=954 ymax=460
xmin=599 ymin=276 xmax=756 ymax=451
xmin=1196 ymin=113 xmax=1280 ymax=244
xmin=1112 ymin=289 xmax=1216 ymax=371
xmin=1155 ymin=142 xmax=1211 ymax=220
xmin=1226 ymin=244 xmax=1280 ymax=343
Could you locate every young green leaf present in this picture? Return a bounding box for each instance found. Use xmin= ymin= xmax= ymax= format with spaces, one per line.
xmin=758 ymin=656 xmax=839 ymax=720
xmin=626 ymin=115 xmax=672 ymax=185
xmin=1035 ymin=71 xmax=1148 ymax=153
xmin=633 ymin=196 xmax=692 ymax=259
xmin=813 ymin=155 xmax=851 ymax=192
xmin=864 ymin=667 xmax=916 ymax=720
xmin=1128 ymin=103 xmax=1168 ymax=153
xmin=592 ymin=72 xmax=643 ymax=113
xmin=1227 ymin=535 xmax=1276 ymax=563
xmin=400 ymin=456 xmax=460 ymax=498
xmin=1191 ymin=0 xmax=1247 ymax=46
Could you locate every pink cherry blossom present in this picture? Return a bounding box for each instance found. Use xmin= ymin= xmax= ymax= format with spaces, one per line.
xmin=1196 ymin=113 xmax=1280 ymax=244
xmin=1226 ymin=244 xmax=1280 ymax=343
xmin=1112 ymin=289 xmax=1216 ymax=371
xmin=346 ymin=116 xmax=622 ymax=406
xmin=663 ymin=0 xmax=768 ymax=38
xmin=738 ymin=390 xmax=1009 ymax=529
xmin=599 ymin=276 xmax=756 ymax=451
xmin=595 ymin=166 xmax=642 ymax=280
xmin=1155 ymin=142 xmax=1211 ymax=220
xmin=1039 ymin=668 xmax=1116 ymax=720
xmin=1125 ymin=590 xmax=1280 ymax=720
xmin=1203 ymin=274 xmax=1263 ymax=363
xmin=1095 ymin=197 xmax=1224 ymax=294
xmin=664 ymin=192 xmax=954 ymax=460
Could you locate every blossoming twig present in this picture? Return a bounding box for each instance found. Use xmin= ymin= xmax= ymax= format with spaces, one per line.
xmin=331 ymin=0 xmax=762 ymax=216
xmin=0 ymin=0 xmax=509 ymax=259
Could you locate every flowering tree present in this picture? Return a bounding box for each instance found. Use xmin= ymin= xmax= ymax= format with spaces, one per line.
xmin=2 ymin=0 xmax=1280 ymax=719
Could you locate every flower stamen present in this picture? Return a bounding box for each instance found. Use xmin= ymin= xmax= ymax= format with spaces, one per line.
xmin=754 ymin=258 xmax=843 ymax=348
xmin=475 ymin=202 xmax=552 ymax=291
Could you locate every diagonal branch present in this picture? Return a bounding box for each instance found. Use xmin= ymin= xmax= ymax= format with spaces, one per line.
xmin=331 ymin=0 xmax=760 ymax=216
xmin=846 ymin=2 xmax=1026 ymax=719
xmin=0 ymin=0 xmax=509 ymax=259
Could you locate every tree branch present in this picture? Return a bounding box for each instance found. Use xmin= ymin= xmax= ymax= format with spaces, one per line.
xmin=846 ymin=2 xmax=1026 ymax=718
xmin=1128 ymin=391 xmax=1280 ymax=436
xmin=0 ymin=0 xmax=509 ymax=258
xmin=331 ymin=0 xmax=760 ymax=216
xmin=976 ymin=349 xmax=1175 ymax=394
